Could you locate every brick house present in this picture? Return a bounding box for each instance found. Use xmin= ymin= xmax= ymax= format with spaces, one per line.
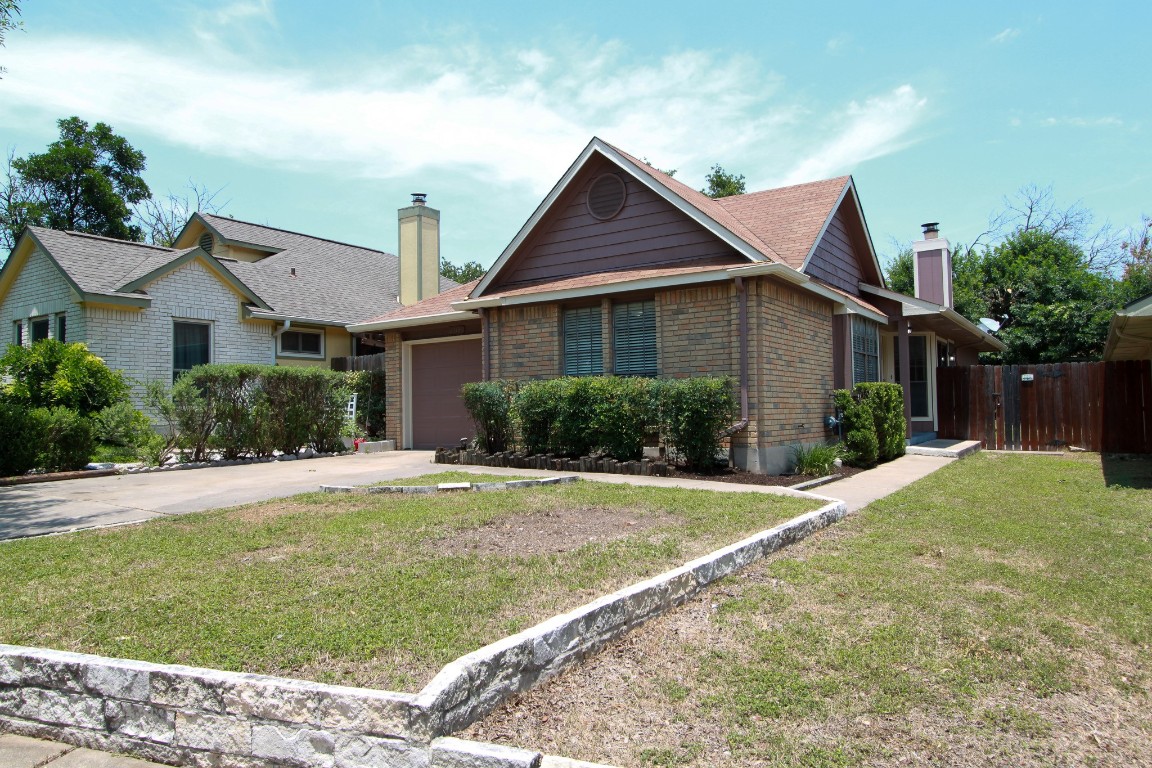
xmin=0 ymin=210 xmax=454 ymax=406
xmin=351 ymin=138 xmax=1005 ymax=472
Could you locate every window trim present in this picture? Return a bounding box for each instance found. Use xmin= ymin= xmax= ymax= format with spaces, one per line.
xmin=277 ymin=328 xmax=326 ymax=359
xmin=173 ymin=320 xmax=213 ymax=382
xmin=55 ymin=313 xmax=66 ymax=343
xmin=30 ymin=316 xmax=50 ymax=344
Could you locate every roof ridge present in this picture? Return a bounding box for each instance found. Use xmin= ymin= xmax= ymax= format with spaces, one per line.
xmin=200 ymin=213 xmax=391 ymax=256
xmin=40 ymin=228 xmax=178 ymax=252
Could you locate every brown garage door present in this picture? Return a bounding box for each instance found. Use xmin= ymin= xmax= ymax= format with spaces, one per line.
xmin=410 ymin=338 xmax=482 ymax=449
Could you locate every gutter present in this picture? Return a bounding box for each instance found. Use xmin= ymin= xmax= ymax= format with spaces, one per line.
xmin=244 ymin=309 xmax=349 ymax=328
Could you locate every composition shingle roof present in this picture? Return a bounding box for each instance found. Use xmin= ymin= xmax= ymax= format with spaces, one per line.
xmin=27 ymin=228 xmax=190 ymax=298
xmin=358 ymin=279 xmax=480 ymax=325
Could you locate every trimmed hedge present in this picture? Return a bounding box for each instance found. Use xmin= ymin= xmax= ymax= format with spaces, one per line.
xmin=463 ymin=375 xmax=736 ymax=470
xmin=345 ymin=370 xmax=387 ymax=438
xmin=0 ymin=402 xmax=42 ymax=476
xmin=833 ymin=382 xmax=905 ymax=467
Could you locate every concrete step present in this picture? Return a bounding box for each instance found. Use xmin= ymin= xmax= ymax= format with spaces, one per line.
xmin=905 ymin=439 xmax=982 ymax=458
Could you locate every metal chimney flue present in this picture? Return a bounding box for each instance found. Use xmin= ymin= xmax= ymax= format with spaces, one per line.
xmin=411 ymin=193 xmax=427 ymax=206
xmin=921 ymin=222 xmax=940 ymax=239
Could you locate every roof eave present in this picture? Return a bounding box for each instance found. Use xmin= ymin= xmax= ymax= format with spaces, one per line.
xmin=347 ymin=310 xmax=479 ymax=333
xmin=859 ymin=282 xmax=1007 ymax=352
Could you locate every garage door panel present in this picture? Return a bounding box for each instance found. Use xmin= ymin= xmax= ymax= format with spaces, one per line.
xmin=410 ymin=339 xmax=482 ymax=449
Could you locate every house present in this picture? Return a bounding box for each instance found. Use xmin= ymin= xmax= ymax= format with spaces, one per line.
xmin=0 ymin=204 xmax=454 ymax=404
xmin=349 ymin=138 xmax=1005 ymax=471
xmin=1102 ymin=292 xmax=1152 ymax=361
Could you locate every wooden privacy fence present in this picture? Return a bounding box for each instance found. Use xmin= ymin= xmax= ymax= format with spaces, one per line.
xmin=330 ymin=352 xmax=388 ymax=372
xmin=937 ymin=360 xmax=1151 ymax=453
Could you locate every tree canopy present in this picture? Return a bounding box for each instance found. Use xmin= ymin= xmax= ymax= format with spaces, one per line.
xmin=701 ymin=165 xmax=746 ymax=199
xmin=0 ymin=1 xmax=21 ymax=77
xmin=440 ymin=260 xmax=486 ymax=284
xmin=7 ymin=117 xmax=151 ymax=244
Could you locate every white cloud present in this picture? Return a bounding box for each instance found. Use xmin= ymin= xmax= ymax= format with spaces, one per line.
xmin=825 ymin=34 xmax=851 ymax=54
xmin=989 ymin=28 xmax=1020 ymax=44
xmin=1042 ymin=116 xmax=1124 ymax=128
xmin=0 ymin=34 xmax=928 ymax=194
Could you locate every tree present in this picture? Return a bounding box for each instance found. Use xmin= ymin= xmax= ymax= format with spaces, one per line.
xmin=1118 ymin=216 xmax=1152 ymax=303
xmin=884 ymin=242 xmax=989 ymax=323
xmin=440 ymin=260 xmax=485 ymax=284
xmin=0 ymin=1 xmax=21 ymax=77
xmin=640 ymin=157 xmax=676 ymax=177
xmin=9 ymin=116 xmax=151 ymax=244
xmin=701 ymin=165 xmax=745 ymax=198
xmin=135 ymin=181 xmax=227 ymax=247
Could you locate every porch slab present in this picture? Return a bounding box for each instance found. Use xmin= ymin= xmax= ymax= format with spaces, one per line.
xmin=905 ymin=439 xmax=982 ymax=458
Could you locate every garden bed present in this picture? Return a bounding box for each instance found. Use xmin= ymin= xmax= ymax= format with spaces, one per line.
xmin=0 ymin=471 xmax=818 ymax=692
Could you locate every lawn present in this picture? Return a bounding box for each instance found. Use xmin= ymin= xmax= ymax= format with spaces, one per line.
xmin=466 ymin=453 xmax=1152 ymax=767
xmin=0 ymin=472 xmax=815 ymax=691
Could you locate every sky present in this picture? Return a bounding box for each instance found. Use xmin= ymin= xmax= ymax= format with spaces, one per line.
xmin=1 ymin=1 xmax=1148 ymax=272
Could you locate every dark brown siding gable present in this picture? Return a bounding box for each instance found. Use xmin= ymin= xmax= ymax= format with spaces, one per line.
xmin=490 ymin=155 xmax=747 ymax=291
xmin=804 ymin=207 xmax=866 ymax=296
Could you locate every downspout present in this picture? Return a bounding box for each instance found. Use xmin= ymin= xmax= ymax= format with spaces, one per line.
xmin=273 ymin=320 xmax=292 ymax=357
xmin=723 ymin=277 xmax=751 ymax=466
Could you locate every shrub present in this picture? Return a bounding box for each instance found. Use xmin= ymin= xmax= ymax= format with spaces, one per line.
xmin=586 ymin=376 xmax=651 ymax=460
xmin=0 ymin=402 xmax=41 ymax=476
xmin=659 ymin=377 xmax=736 ymax=471
xmin=855 ymin=382 xmax=906 ymax=462
xmin=170 ymin=371 xmax=218 ymax=462
xmin=0 ymin=340 xmax=128 ymax=416
xmin=555 ymin=377 xmax=598 ymax=456
xmin=192 ymin=364 xmax=265 ymax=460
xmin=833 ymin=388 xmax=879 ymax=467
xmin=792 ymin=442 xmax=840 ymax=476
xmin=94 ymin=401 xmax=154 ymax=448
xmin=461 ymin=380 xmax=514 ymax=452
xmin=142 ymin=380 xmax=180 ymax=465
xmin=260 ymin=367 xmax=349 ymax=454
xmin=345 ymin=370 xmax=387 ymax=438
xmin=513 ymin=378 xmax=566 ymax=455
xmin=34 ymin=406 xmax=95 ymax=472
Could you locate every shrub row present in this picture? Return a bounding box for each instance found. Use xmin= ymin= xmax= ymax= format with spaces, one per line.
xmin=462 ymin=376 xmax=737 ymax=470
xmin=833 ymin=382 xmax=906 ymax=467
xmin=146 ymin=364 xmax=352 ymax=462
xmin=0 ymin=403 xmax=95 ymax=475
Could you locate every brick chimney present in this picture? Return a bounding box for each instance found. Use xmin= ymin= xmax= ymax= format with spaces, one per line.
xmin=398 ymin=193 xmax=441 ymax=306
xmin=912 ymin=222 xmax=952 ymax=308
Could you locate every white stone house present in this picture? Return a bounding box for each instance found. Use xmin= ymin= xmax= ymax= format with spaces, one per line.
xmin=0 ymin=207 xmax=454 ymax=406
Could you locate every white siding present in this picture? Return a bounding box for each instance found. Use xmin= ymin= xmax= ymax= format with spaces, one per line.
xmin=0 ymin=248 xmax=84 ymax=346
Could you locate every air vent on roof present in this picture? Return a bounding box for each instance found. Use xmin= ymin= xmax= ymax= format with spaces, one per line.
xmin=587 ymin=174 xmax=627 ymax=220
xmin=198 ymin=232 xmax=214 ymax=253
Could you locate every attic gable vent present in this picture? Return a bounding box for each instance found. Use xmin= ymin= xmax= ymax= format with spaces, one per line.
xmin=587 ymin=174 xmax=627 ymax=220
xmin=198 ymin=232 xmax=215 ymax=253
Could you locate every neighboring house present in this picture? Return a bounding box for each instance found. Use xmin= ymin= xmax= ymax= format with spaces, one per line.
xmin=0 ymin=202 xmax=454 ymax=404
xmin=349 ymin=137 xmax=1005 ymax=472
xmin=1103 ymin=292 xmax=1152 ymax=360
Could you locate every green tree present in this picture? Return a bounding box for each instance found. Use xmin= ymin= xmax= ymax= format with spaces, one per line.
xmin=0 ymin=1 xmax=21 ymax=77
xmin=8 ymin=116 xmax=151 ymax=245
xmin=884 ymin=243 xmax=989 ymax=323
xmin=1119 ymin=216 xmax=1152 ymax=304
xmin=440 ymin=260 xmax=485 ymax=284
xmin=701 ymin=165 xmax=745 ymax=198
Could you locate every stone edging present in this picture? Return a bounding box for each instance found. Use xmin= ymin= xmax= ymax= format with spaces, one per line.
xmin=320 ymin=476 xmax=581 ymax=495
xmin=0 ymin=495 xmax=845 ymax=768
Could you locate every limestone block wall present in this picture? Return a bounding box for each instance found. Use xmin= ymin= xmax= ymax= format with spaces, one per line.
xmin=0 ymin=248 xmax=84 ymax=347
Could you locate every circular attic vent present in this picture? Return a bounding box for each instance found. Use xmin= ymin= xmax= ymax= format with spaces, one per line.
xmin=198 ymin=232 xmax=214 ymax=253
xmin=586 ymin=174 xmax=627 ymax=220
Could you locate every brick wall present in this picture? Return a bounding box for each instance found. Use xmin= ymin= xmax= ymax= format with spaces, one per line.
xmin=384 ymin=331 xmax=402 ymax=442
xmin=0 ymin=248 xmax=85 ymax=347
xmin=488 ymin=305 xmax=559 ymax=380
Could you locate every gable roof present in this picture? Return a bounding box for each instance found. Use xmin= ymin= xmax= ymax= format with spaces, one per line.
xmin=473 ymin=137 xmax=883 ymax=299
xmin=1103 ymin=292 xmax=1152 ymax=361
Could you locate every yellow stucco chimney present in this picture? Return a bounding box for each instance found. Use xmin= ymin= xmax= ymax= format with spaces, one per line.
xmin=398 ymin=193 xmax=441 ymax=306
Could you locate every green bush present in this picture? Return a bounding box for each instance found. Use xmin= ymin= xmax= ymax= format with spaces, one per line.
xmin=0 ymin=340 xmax=128 ymax=415
xmin=192 ymin=364 xmax=266 ymax=460
xmin=461 ymin=380 xmax=515 ymax=452
xmin=586 ymin=376 xmax=651 ymax=460
xmin=169 ymin=371 xmax=218 ymax=462
xmin=658 ymin=377 xmax=736 ymax=471
xmin=833 ymin=388 xmax=879 ymax=467
xmin=345 ymin=370 xmax=387 ymax=438
xmin=93 ymin=401 xmax=154 ymax=448
xmin=512 ymin=378 xmax=566 ymax=455
xmin=262 ymin=367 xmax=348 ymax=454
xmin=0 ymin=402 xmax=41 ymax=476
xmin=855 ymin=382 xmax=906 ymax=462
xmin=792 ymin=442 xmax=840 ymax=476
xmin=34 ymin=406 xmax=95 ymax=472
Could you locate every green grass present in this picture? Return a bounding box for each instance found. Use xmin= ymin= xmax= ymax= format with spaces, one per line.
xmin=694 ymin=452 xmax=1152 ymax=764
xmin=0 ymin=471 xmax=814 ymax=691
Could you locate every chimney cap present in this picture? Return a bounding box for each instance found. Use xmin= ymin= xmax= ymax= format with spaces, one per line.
xmin=411 ymin=193 xmax=427 ymax=205
xmin=921 ymin=222 xmax=940 ymax=237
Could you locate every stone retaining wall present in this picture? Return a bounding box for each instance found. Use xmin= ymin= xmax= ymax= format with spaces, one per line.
xmin=0 ymin=498 xmax=844 ymax=767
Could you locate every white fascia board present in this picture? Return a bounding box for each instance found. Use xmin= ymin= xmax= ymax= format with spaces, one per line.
xmin=244 ymin=309 xmax=348 ymax=328
xmin=862 ymin=283 xmax=1006 ymax=350
xmin=347 ymin=310 xmax=478 ymax=333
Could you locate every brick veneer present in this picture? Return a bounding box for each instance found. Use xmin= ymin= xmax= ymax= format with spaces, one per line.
xmin=488 ymin=304 xmax=560 ymax=380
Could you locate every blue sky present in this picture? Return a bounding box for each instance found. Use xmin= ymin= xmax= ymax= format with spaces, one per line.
xmin=1 ymin=1 xmax=1147 ymax=271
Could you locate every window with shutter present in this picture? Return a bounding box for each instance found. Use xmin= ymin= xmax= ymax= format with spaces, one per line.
xmin=613 ymin=300 xmax=656 ymax=376
xmin=851 ymin=316 xmax=879 ymax=384
xmin=563 ymin=306 xmax=603 ymax=376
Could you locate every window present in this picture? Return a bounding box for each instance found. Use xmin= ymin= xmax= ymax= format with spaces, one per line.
xmin=279 ymin=329 xmax=324 ymax=357
xmin=56 ymin=314 xmax=67 ymax=343
xmin=173 ymin=321 xmax=211 ymax=381
xmin=562 ymin=306 xmax=603 ymax=376
xmin=30 ymin=317 xmax=50 ymax=343
xmin=851 ymin=316 xmax=880 ymax=384
xmin=13 ymin=321 xmax=23 ymax=347
xmin=893 ymin=334 xmax=930 ymax=419
xmin=612 ymin=300 xmax=656 ymax=376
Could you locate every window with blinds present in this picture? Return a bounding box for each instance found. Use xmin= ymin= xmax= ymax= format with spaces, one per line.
xmin=562 ymin=306 xmax=603 ymax=376
xmin=613 ymin=300 xmax=656 ymax=376
xmin=173 ymin=321 xmax=211 ymax=382
xmin=851 ymin=316 xmax=879 ymax=384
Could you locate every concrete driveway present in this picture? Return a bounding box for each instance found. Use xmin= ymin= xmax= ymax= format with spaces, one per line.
xmin=0 ymin=451 xmax=437 ymax=541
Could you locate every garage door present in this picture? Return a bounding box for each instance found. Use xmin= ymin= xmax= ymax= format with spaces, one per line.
xmin=410 ymin=338 xmax=483 ymax=449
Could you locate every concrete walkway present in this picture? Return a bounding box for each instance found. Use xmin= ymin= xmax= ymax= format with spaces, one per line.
xmin=0 ymin=450 xmax=437 ymax=541
xmin=0 ymin=450 xmax=962 ymax=766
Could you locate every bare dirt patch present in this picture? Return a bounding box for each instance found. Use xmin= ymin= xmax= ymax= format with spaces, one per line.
xmin=432 ymin=505 xmax=681 ymax=556
xmin=671 ymin=464 xmax=865 ymax=487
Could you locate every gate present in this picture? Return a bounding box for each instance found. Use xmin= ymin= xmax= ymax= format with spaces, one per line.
xmin=936 ymin=361 xmax=1151 ymax=452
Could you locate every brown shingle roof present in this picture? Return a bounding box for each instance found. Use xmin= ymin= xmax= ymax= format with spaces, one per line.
xmin=358 ymin=279 xmax=480 ymax=325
